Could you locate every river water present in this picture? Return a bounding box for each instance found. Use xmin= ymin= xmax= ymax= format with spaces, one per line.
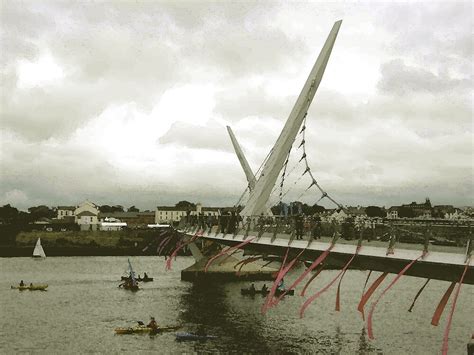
xmin=0 ymin=256 xmax=472 ymax=354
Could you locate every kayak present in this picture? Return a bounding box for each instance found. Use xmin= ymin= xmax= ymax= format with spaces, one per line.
xmin=11 ymin=284 xmax=48 ymax=291
xmin=241 ymin=288 xmax=294 ymax=296
xmin=121 ymin=276 xmax=153 ymax=282
xmin=175 ymin=332 xmax=218 ymax=341
xmin=115 ymin=325 xmax=181 ymax=334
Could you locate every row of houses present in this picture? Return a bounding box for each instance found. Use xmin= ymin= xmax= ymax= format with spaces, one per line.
xmin=55 ymin=201 xmax=221 ymax=231
xmin=52 ymin=199 xmax=472 ymax=232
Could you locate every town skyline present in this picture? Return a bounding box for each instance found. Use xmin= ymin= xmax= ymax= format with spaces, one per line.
xmin=1 ymin=2 xmax=472 ymax=211
xmin=2 ymin=196 xmax=472 ymax=214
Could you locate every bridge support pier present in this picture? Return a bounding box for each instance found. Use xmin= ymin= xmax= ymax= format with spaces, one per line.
xmin=181 ymin=254 xmax=277 ymax=282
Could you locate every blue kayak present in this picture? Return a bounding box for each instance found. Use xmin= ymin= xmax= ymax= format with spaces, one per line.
xmin=175 ymin=332 xmax=217 ymax=341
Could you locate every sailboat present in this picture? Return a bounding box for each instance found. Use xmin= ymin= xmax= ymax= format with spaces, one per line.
xmin=119 ymin=258 xmax=139 ymax=291
xmin=32 ymin=238 xmax=46 ymax=258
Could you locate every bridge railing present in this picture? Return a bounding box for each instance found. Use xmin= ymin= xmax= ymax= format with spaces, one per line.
xmin=177 ymin=214 xmax=472 ymax=254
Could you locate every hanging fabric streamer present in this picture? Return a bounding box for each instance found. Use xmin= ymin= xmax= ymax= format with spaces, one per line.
xmin=218 ymin=246 xmax=245 ymax=265
xmin=335 ymin=267 xmax=351 ymax=311
xmin=204 ymin=237 xmax=255 ymax=272
xmin=264 ymin=249 xmax=305 ymax=311
xmin=234 ymin=256 xmax=257 ymax=269
xmin=357 ymin=272 xmax=387 ymax=321
xmin=300 ymin=264 xmax=325 ymax=297
xmin=166 ymin=233 xmax=201 ymax=270
xmin=236 ymin=256 xmax=264 ymax=276
xmin=261 ymin=259 xmax=275 ymax=269
xmin=299 ymin=246 xmax=360 ymax=318
xmin=441 ymin=258 xmax=470 ymax=355
xmin=361 ymin=271 xmax=373 ymax=298
xmin=280 ymin=245 xmax=335 ymax=300
xmin=157 ymin=236 xmax=173 ymax=255
xmin=431 ymin=282 xmax=456 ymax=326
xmin=408 ymin=279 xmax=430 ymax=312
xmin=367 ymin=255 xmax=423 ymax=340
xmin=262 ymin=248 xmax=289 ymax=313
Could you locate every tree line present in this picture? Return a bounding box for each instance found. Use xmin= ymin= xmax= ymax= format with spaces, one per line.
xmin=0 ymin=204 xmax=147 ymax=224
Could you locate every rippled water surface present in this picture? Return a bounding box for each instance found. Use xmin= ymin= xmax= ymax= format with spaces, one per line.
xmin=0 ymin=256 xmax=472 ymax=354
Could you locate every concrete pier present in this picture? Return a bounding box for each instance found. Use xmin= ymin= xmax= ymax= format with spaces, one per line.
xmin=181 ymin=254 xmax=278 ymax=282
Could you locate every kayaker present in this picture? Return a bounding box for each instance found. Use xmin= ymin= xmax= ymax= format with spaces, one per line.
xmin=277 ymin=278 xmax=285 ymax=291
xmin=250 ymin=283 xmax=256 ymax=292
xmin=20 ymin=280 xmax=25 ymax=287
xmin=144 ymin=272 xmax=148 ymax=279
xmin=261 ymin=284 xmax=268 ymax=292
xmin=147 ymin=317 xmax=158 ymax=331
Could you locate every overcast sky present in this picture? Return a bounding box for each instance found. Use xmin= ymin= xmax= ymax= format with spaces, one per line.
xmin=0 ymin=1 xmax=472 ymax=211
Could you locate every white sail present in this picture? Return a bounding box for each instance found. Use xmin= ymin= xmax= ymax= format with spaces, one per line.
xmin=32 ymin=238 xmax=46 ymax=258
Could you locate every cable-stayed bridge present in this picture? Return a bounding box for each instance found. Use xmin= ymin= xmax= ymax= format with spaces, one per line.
xmin=154 ymin=19 xmax=472 ymax=354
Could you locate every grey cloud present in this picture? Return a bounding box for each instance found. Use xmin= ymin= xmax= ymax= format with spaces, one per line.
xmin=186 ymin=27 xmax=307 ymax=77
xmin=376 ymin=2 xmax=472 ymax=78
xmin=0 ymin=1 xmax=302 ymax=142
xmin=158 ymin=120 xmax=233 ymax=152
xmin=0 ymin=1 xmax=472 ymax=210
xmin=377 ymin=59 xmax=471 ymax=95
xmin=214 ymin=86 xmax=296 ymax=122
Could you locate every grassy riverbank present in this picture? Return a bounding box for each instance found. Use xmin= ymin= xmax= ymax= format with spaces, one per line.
xmin=16 ymin=230 xmax=146 ymax=248
xmin=0 ymin=229 xmax=181 ymax=257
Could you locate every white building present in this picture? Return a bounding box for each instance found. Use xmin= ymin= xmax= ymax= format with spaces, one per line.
xmin=57 ymin=206 xmax=76 ymax=219
xmin=155 ymin=203 xmax=220 ymax=223
xmin=75 ymin=201 xmax=100 ymax=231
xmin=100 ymin=222 xmax=127 ymax=231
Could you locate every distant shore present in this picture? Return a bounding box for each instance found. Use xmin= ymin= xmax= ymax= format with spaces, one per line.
xmin=0 ymin=246 xmax=156 ymax=257
xmin=0 ymin=228 xmax=190 ymax=257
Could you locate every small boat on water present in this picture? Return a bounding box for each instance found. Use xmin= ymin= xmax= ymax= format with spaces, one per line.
xmin=32 ymin=238 xmax=46 ymax=258
xmin=175 ymin=332 xmax=218 ymax=341
xmin=240 ymin=288 xmax=294 ymax=296
xmin=115 ymin=325 xmax=181 ymax=334
xmin=11 ymin=284 xmax=48 ymax=291
xmin=119 ymin=259 xmax=140 ymax=291
xmin=121 ymin=276 xmax=153 ymax=282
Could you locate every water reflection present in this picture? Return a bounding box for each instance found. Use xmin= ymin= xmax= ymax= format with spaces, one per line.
xmin=178 ymin=282 xmax=272 ymax=353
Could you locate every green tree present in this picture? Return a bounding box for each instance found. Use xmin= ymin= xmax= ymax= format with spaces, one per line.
xmin=398 ymin=207 xmax=415 ymax=218
xmin=341 ymin=216 xmax=355 ymax=240
xmin=365 ymin=206 xmax=385 ymax=218
xmin=28 ymin=205 xmax=55 ymax=220
xmin=127 ymin=206 xmax=139 ymax=212
xmin=0 ymin=204 xmax=19 ymax=223
xmin=311 ymin=204 xmax=326 ymax=214
xmin=175 ymin=201 xmax=196 ymax=209
xmin=100 ymin=205 xmax=124 ymax=213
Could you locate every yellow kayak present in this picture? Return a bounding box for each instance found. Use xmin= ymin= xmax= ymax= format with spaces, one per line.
xmin=114 ymin=325 xmax=181 ymax=334
xmin=11 ymin=284 xmax=48 ymax=291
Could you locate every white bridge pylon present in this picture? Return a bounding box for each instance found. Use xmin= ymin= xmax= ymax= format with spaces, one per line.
xmin=240 ymin=20 xmax=342 ymax=217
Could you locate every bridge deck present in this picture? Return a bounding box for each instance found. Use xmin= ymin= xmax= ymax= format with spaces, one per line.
xmin=180 ymin=226 xmax=473 ymax=284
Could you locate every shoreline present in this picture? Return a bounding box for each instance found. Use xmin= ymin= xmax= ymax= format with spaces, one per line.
xmin=0 ymin=246 xmax=164 ymax=257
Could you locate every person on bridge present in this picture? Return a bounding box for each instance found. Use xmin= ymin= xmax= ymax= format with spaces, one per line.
xmin=295 ymin=214 xmax=304 ymax=240
xmin=277 ymin=278 xmax=285 ymax=291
